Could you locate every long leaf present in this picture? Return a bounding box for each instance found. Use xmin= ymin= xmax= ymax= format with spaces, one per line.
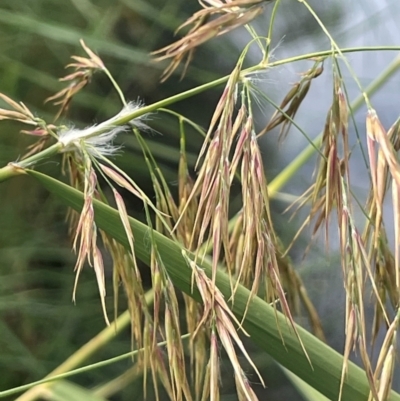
xmin=28 ymin=170 xmax=400 ymax=401
xmin=280 ymin=365 xmax=331 ymax=401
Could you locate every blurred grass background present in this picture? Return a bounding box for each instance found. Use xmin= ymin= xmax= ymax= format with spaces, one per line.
xmin=1 ymin=1 xmax=385 ymax=400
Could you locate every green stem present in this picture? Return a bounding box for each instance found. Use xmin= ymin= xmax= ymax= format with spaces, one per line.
xmin=104 ymin=67 xmax=127 ymax=106
xmin=0 ymin=47 xmax=399 ymax=184
xmin=3 ymin=329 xmax=186 ymax=400
xmin=0 ymin=143 xmax=62 ymax=183
xmin=110 ymin=46 xmax=400 ymax=125
xmin=0 ymin=163 xmax=22 ymax=182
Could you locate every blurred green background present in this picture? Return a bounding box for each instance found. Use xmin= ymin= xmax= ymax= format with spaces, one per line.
xmin=2 ymin=0 xmax=399 ymax=400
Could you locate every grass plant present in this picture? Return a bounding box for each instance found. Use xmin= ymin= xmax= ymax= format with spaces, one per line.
xmin=1 ymin=1 xmax=400 ymax=400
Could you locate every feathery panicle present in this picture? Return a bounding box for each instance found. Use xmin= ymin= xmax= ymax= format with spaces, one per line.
xmin=46 ymin=40 xmax=105 ymax=120
xmin=276 ymin=69 xmax=390 ymax=390
xmin=152 ymin=0 xmax=267 ymax=81
xmin=7 ymin=5 xmax=400 ymax=396
xmin=54 ymin=89 xmax=173 ymax=393
xmin=171 ymin=60 xmax=320 ymax=398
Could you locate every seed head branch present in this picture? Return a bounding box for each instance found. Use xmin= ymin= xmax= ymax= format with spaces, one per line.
xmin=152 ymin=0 xmax=268 ymax=81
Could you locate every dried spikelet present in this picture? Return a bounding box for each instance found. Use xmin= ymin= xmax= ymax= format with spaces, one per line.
xmin=367 ymin=110 xmax=400 ymax=205
xmin=175 ymin=63 xmax=243 ymax=293
xmin=198 ymin=327 xmax=219 ymax=401
xmin=276 ymin=72 xmax=391 ymax=398
xmin=338 ymin=207 xmax=382 ymax=401
xmin=373 ymin=310 xmax=398 ymax=401
xmin=392 ymin=178 xmax=400 ymax=292
xmin=144 ymin=131 xmax=210 ymax=399
xmin=363 ymin=117 xmax=400 ymax=249
xmin=150 ymin=340 xmax=175 ymax=401
xmin=102 ymin=174 xmax=181 ymax=398
xmin=69 ymin=157 xmax=110 ymax=325
xmin=103 ymin=237 xmax=147 ymax=351
xmin=285 ymin=71 xmax=349 ymax=256
xmin=235 ymin=129 xmax=283 ymax=309
xmin=377 ymin=344 xmax=395 ymax=401
xmin=152 ymin=0 xmax=266 ymax=81
xmin=177 ymin=158 xmax=210 ymax=398
xmin=362 ymin=114 xmax=400 ymax=350
xmin=0 ymin=93 xmax=36 ymax=125
xmin=208 ymin=328 xmax=220 ymax=401
xmin=258 ymin=60 xmax=324 ymax=139
xmin=370 ymin=237 xmax=399 ymax=346
xmin=0 ymin=93 xmax=57 ymax=158
xmin=366 ymin=111 xmax=394 ymax=251
xmin=183 ymin=254 xmax=264 ymax=400
xmin=21 ymin=126 xmax=58 ymax=158
xmin=141 ymin=118 xmax=214 ymax=399
xmin=170 ymin=59 xmax=317 ymax=394
xmin=165 ymin=282 xmax=193 ymax=401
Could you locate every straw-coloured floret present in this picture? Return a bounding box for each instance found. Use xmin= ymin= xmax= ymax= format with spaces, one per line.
xmin=153 ymin=0 xmax=268 ymax=81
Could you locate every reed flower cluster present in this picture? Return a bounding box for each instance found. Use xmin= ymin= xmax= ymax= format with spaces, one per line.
xmin=0 ymin=1 xmax=400 ymax=400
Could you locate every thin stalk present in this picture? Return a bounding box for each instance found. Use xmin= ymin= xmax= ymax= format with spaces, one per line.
xmin=264 ymin=0 xmax=282 ymax=64
xmin=108 ymin=46 xmax=400 ymax=124
xmin=2 ymin=329 xmax=188 ymax=400
xmin=299 ymin=0 xmax=371 ymax=108
xmin=0 ymin=47 xmax=399 ymax=183
xmin=13 ymin=290 xmax=154 ymax=401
